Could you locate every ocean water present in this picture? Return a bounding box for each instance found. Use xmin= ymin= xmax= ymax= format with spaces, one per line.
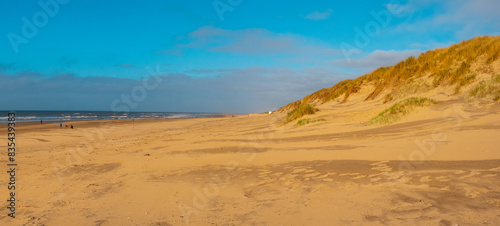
xmin=0 ymin=111 xmax=221 ymax=123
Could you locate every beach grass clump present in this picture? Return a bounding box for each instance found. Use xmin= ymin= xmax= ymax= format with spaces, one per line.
xmin=296 ymin=118 xmax=325 ymax=126
xmin=368 ymin=97 xmax=438 ymax=125
xmin=455 ymin=74 xmax=477 ymax=94
xmin=468 ymin=74 xmax=500 ymax=101
xmin=284 ymin=104 xmax=318 ymax=124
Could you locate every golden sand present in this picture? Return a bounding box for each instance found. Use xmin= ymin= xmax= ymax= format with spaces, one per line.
xmin=1 ymin=99 xmax=499 ymax=225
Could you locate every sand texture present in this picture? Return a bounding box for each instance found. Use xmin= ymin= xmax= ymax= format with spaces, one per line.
xmin=1 ymin=99 xmax=500 ymax=225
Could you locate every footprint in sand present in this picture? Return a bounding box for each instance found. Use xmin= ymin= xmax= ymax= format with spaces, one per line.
xmin=259 ymin=176 xmax=271 ymax=181
xmin=258 ymin=170 xmax=271 ymax=175
xmin=272 ymin=172 xmax=283 ymax=177
xmin=303 ymin=173 xmax=321 ymax=178
xmin=258 ymin=174 xmax=270 ymax=178
xmin=459 ymin=171 xmax=481 ymax=179
xmin=292 ymin=168 xmax=307 ymax=173
xmin=370 ymin=161 xmax=392 ymax=172
xmin=256 ymin=179 xmax=275 ymax=186
xmin=340 ymin=173 xmax=359 ymax=176
xmin=385 ymin=171 xmax=405 ymax=180
xmin=487 ymin=167 xmax=500 ymax=172
xmin=420 ymin=176 xmax=432 ymax=183
xmin=464 ymin=187 xmax=488 ymax=198
xmin=314 ymin=173 xmax=335 ymax=179
xmin=435 ymin=176 xmax=451 ymax=182
xmin=370 ymin=161 xmax=389 ymax=166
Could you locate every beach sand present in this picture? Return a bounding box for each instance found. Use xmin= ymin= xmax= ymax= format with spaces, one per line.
xmin=1 ymin=99 xmax=499 ymax=225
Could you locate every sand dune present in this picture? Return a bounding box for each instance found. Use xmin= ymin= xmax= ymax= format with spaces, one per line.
xmin=0 ymin=97 xmax=499 ymax=225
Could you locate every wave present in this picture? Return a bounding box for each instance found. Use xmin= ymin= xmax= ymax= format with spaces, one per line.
xmin=0 ymin=111 xmax=220 ymax=122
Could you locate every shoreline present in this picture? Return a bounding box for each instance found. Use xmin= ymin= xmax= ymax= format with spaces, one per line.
xmin=1 ymin=114 xmax=233 ymax=134
xmin=0 ymin=112 xmax=231 ymax=124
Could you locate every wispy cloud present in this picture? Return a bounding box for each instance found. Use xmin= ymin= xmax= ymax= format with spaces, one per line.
xmin=185 ymin=68 xmax=240 ymax=74
xmin=0 ymin=67 xmax=344 ymax=113
xmin=164 ymin=26 xmax=340 ymax=56
xmin=390 ymin=0 xmax=500 ymax=37
xmin=331 ymin=49 xmax=422 ymax=73
xmin=410 ymin=41 xmax=455 ymax=49
xmin=156 ymin=49 xmax=184 ymax=56
xmin=304 ymin=9 xmax=333 ymax=20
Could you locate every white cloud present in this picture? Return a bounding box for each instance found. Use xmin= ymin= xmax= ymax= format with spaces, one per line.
xmin=165 ymin=26 xmax=340 ymax=56
xmin=304 ymin=9 xmax=333 ymax=20
xmin=390 ymin=0 xmax=500 ymax=36
xmin=331 ymin=49 xmax=422 ymax=73
xmin=410 ymin=41 xmax=455 ymax=49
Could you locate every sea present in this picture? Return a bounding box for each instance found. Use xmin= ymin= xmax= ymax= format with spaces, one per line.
xmin=0 ymin=111 xmax=222 ymax=123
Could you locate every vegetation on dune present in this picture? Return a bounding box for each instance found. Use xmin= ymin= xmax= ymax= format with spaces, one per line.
xmin=368 ymin=97 xmax=438 ymax=125
xmin=296 ymin=118 xmax=326 ymax=126
xmin=283 ymin=104 xmax=318 ymax=124
xmin=455 ymin=74 xmax=477 ymax=94
xmin=468 ymin=74 xmax=500 ymax=102
xmin=280 ymin=35 xmax=500 ymax=113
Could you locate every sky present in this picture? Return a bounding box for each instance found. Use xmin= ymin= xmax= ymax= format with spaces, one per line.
xmin=1 ymin=0 xmax=499 ymax=113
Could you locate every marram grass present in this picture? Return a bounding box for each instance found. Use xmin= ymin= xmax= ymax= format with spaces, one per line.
xmin=283 ymin=104 xmax=318 ymax=124
xmin=368 ymin=97 xmax=437 ymax=125
xmin=468 ymin=74 xmax=500 ymax=102
xmin=296 ymin=118 xmax=326 ymax=126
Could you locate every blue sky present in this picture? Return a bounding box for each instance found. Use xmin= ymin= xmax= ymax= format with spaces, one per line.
xmin=1 ymin=0 xmax=499 ymax=113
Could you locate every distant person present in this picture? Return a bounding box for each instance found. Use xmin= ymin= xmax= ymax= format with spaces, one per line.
xmin=60 ymin=123 xmax=62 ymax=128
xmin=70 ymin=125 xmax=73 ymax=129
xmin=41 ymin=120 xmax=43 ymax=125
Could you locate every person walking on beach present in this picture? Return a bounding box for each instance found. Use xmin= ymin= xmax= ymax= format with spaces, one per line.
xmin=41 ymin=120 xmax=43 ymax=125
xmin=70 ymin=125 xmax=73 ymax=129
xmin=60 ymin=123 xmax=62 ymax=128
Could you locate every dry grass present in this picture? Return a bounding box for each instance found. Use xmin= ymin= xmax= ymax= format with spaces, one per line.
xmin=468 ymin=74 xmax=500 ymax=101
xmin=280 ymin=35 xmax=500 ymax=113
xmin=368 ymin=97 xmax=438 ymax=125
xmin=283 ymin=104 xmax=319 ymax=124
xmin=296 ymin=118 xmax=326 ymax=126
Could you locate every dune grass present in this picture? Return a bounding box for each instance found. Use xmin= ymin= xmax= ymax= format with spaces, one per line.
xmin=468 ymin=74 xmax=500 ymax=102
xmin=283 ymin=104 xmax=318 ymax=124
xmin=279 ymin=36 xmax=500 ymax=112
xmin=368 ymin=97 xmax=438 ymax=125
xmin=296 ymin=118 xmax=325 ymax=126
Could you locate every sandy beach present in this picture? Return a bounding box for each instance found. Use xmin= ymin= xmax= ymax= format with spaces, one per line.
xmin=1 ymin=97 xmax=499 ymax=225
xmin=2 ymin=0 xmax=499 ymax=224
